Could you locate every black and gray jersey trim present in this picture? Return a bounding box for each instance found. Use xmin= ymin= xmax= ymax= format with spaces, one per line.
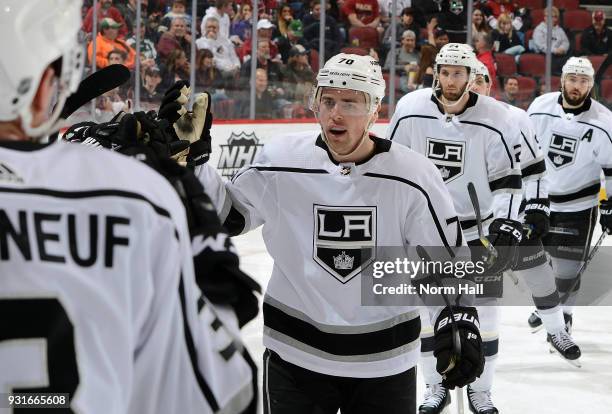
xmin=521 ymin=131 xmax=537 ymax=159
xmin=388 ymin=114 xmax=439 ymax=141
xmin=0 ymin=186 xmax=171 ymax=218
xmin=263 ymin=302 xmax=421 ymax=356
xmin=521 ymin=159 xmax=546 ymax=180
xmin=363 ymin=172 xmax=455 ymax=253
xmin=232 ymin=166 xmax=329 ymax=183
xmin=549 ymin=183 xmax=600 ymax=204
xmin=489 ymin=174 xmax=522 ymax=193
xmin=603 ymin=168 xmax=612 ymax=177
xmin=459 ymin=120 xmax=515 ymax=168
xmin=460 ymin=213 xmax=494 ymax=231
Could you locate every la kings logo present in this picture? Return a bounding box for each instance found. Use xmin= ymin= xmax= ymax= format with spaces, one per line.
xmin=313 ymin=205 xmax=376 ymax=283
xmin=217 ymin=131 xmax=263 ymax=178
xmin=426 ymin=138 xmax=465 ymax=183
xmin=547 ymin=133 xmax=578 ymax=169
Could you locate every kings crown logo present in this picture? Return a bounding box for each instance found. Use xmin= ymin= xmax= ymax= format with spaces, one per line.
xmin=333 ymin=251 xmax=355 ymax=270
xmin=217 ymin=131 xmax=263 ymax=178
xmin=553 ymin=154 xmax=564 ymax=165
xmin=439 ymin=166 xmax=451 ymax=180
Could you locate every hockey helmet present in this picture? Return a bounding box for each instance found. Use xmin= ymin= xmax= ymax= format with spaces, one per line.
xmin=434 ymin=43 xmax=478 ymax=76
xmin=311 ymin=53 xmax=386 ymax=115
xmin=562 ymin=57 xmax=595 ymax=79
xmin=0 ymin=0 xmax=84 ymax=137
xmin=473 ymin=61 xmax=490 ymax=83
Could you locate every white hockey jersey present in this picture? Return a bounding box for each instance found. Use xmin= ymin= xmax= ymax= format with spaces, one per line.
xmin=528 ymin=92 xmax=612 ymax=212
xmin=199 ymin=131 xmax=463 ymax=378
xmin=501 ymin=102 xmax=548 ymax=200
xmin=387 ymin=88 xmax=523 ymax=241
xmin=0 ymin=141 xmax=253 ymax=414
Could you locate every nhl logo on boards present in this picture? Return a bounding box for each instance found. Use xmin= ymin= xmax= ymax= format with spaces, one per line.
xmin=426 ymin=138 xmax=465 ymax=183
xmin=217 ymin=131 xmax=263 ymax=178
xmin=313 ymin=205 xmax=377 ymax=284
xmin=547 ymin=133 xmax=578 ymax=170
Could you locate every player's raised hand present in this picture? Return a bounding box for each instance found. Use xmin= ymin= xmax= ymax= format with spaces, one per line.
xmin=433 ymin=306 xmax=484 ymax=389
xmin=523 ymin=198 xmax=551 ymax=239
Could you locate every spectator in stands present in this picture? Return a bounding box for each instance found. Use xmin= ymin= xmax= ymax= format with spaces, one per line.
xmin=231 ymin=2 xmax=252 ymax=42
xmin=140 ymin=65 xmax=163 ymax=104
xmin=416 ymin=43 xmax=437 ymax=88
xmin=492 ymin=13 xmax=524 ymax=56
xmin=474 ymin=32 xmax=498 ymax=89
xmin=501 ymin=76 xmax=520 ymax=106
xmin=240 ymin=39 xmax=284 ymax=87
xmin=425 ymin=16 xmax=443 ymax=47
xmin=107 ymin=49 xmax=128 ymax=66
xmin=238 ymin=19 xmax=281 ymax=62
xmin=202 ymin=0 xmax=236 ymax=44
xmin=240 ymin=68 xmax=276 ymax=118
xmin=342 ymin=0 xmax=383 ymax=36
xmin=126 ymin=23 xmax=158 ymax=61
xmin=159 ymin=48 xmax=190 ymax=90
xmin=160 ymin=0 xmax=192 ymax=32
xmin=274 ymin=3 xmax=295 ymax=39
xmin=303 ymin=0 xmax=342 ymax=58
xmin=277 ymin=20 xmax=309 ymax=63
xmin=157 ymin=17 xmax=191 ymax=63
xmin=378 ymin=1 xmax=414 ymax=27
xmin=531 ymin=6 xmax=569 ymax=74
xmin=386 ymin=30 xmax=421 ymax=93
xmin=483 ymin=0 xmax=516 ymax=20
xmin=88 ymin=18 xmax=136 ymax=69
xmin=438 ymin=0 xmax=468 ymax=42
xmin=581 ymin=10 xmax=611 ymax=56
xmin=432 ymin=27 xmax=450 ymax=50
xmin=196 ymin=16 xmax=241 ymax=79
xmin=195 ymin=49 xmax=231 ymax=104
xmin=472 ymin=8 xmax=491 ymax=36
xmin=83 ymin=0 xmax=128 ymax=39
xmin=117 ymin=0 xmax=148 ymax=38
xmin=382 ymin=7 xmax=421 ymax=51
xmin=282 ymin=45 xmax=315 ymax=105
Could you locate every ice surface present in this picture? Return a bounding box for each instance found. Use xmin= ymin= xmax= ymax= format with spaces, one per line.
xmin=233 ymin=227 xmax=612 ymax=413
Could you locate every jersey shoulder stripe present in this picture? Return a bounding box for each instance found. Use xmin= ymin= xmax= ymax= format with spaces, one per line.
xmin=459 ymin=120 xmax=515 ymax=168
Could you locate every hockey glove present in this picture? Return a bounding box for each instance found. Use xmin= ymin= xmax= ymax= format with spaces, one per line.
xmin=158 ymin=81 xmax=213 ymax=167
xmin=156 ymin=158 xmax=261 ymax=327
xmin=434 ymin=306 xmax=484 ymax=389
xmin=485 ymin=218 xmax=523 ymax=275
xmin=600 ymin=199 xmax=612 ymax=235
xmin=523 ymin=198 xmax=550 ymax=239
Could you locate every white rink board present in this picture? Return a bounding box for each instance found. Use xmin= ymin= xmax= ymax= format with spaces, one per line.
xmin=219 ymin=123 xmax=612 ymax=412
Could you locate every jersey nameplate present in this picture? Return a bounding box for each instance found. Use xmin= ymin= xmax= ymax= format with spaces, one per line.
xmin=313 ymin=205 xmax=377 ymax=284
xmin=547 ymin=132 xmax=578 ymax=169
xmin=426 ymin=138 xmax=466 ymax=183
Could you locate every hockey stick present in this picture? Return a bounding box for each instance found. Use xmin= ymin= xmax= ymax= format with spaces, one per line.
xmin=49 ymin=64 xmax=131 ymax=142
xmin=416 ymin=246 xmax=465 ymax=414
xmin=559 ymin=232 xmax=606 ymax=304
xmin=467 ymin=182 xmax=519 ymax=286
xmin=549 ymin=226 xmax=580 ymax=236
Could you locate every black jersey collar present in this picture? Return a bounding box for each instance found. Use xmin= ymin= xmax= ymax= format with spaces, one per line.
xmin=558 ymin=94 xmax=592 ymax=116
xmin=315 ymin=134 xmax=391 ymax=166
xmin=430 ymin=90 xmax=479 ymax=117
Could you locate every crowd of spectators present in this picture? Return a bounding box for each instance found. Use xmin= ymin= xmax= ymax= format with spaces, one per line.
xmin=81 ymin=0 xmax=612 ymax=119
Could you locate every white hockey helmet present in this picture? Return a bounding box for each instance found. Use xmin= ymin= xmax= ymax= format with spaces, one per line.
xmin=311 ymin=53 xmax=385 ymax=115
xmin=562 ymin=56 xmax=595 ymax=79
xmin=473 ymin=61 xmax=490 ymax=83
xmin=434 ymin=43 xmax=478 ymax=76
xmin=0 ymin=0 xmax=84 ymax=137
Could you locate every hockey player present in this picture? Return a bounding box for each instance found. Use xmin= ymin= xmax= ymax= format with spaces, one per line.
xmin=471 ymin=62 xmax=581 ymax=366
xmin=527 ymin=57 xmax=612 ymax=335
xmin=0 ymin=1 xmax=255 ymax=413
xmin=387 ymin=44 xmax=524 ymax=414
xmin=190 ymin=53 xmax=485 ymax=413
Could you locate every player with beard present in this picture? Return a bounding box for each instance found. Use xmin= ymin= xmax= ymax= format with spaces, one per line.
xmin=471 ymin=62 xmax=582 ymax=366
xmin=388 ymin=43 xmax=524 ymax=414
xmin=526 ymin=57 xmax=612 ymax=336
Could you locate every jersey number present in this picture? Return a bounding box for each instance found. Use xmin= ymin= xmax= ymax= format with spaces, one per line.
xmin=0 ymin=298 xmax=79 ymax=412
xmin=338 ymin=58 xmax=354 ymax=65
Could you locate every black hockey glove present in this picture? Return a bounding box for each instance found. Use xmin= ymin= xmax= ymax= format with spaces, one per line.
xmin=523 ymin=198 xmax=550 ymax=239
xmin=157 ymin=158 xmax=262 ymax=327
xmin=599 ymin=199 xmax=612 ymax=235
xmin=485 ymin=218 xmax=523 ymax=275
xmin=434 ymin=306 xmax=484 ymax=389
xmin=158 ymin=81 xmax=213 ymax=167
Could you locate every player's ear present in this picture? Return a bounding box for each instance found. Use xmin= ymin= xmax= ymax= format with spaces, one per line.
xmin=371 ymin=104 xmax=380 ymax=124
xmin=30 ymin=66 xmax=57 ymax=128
